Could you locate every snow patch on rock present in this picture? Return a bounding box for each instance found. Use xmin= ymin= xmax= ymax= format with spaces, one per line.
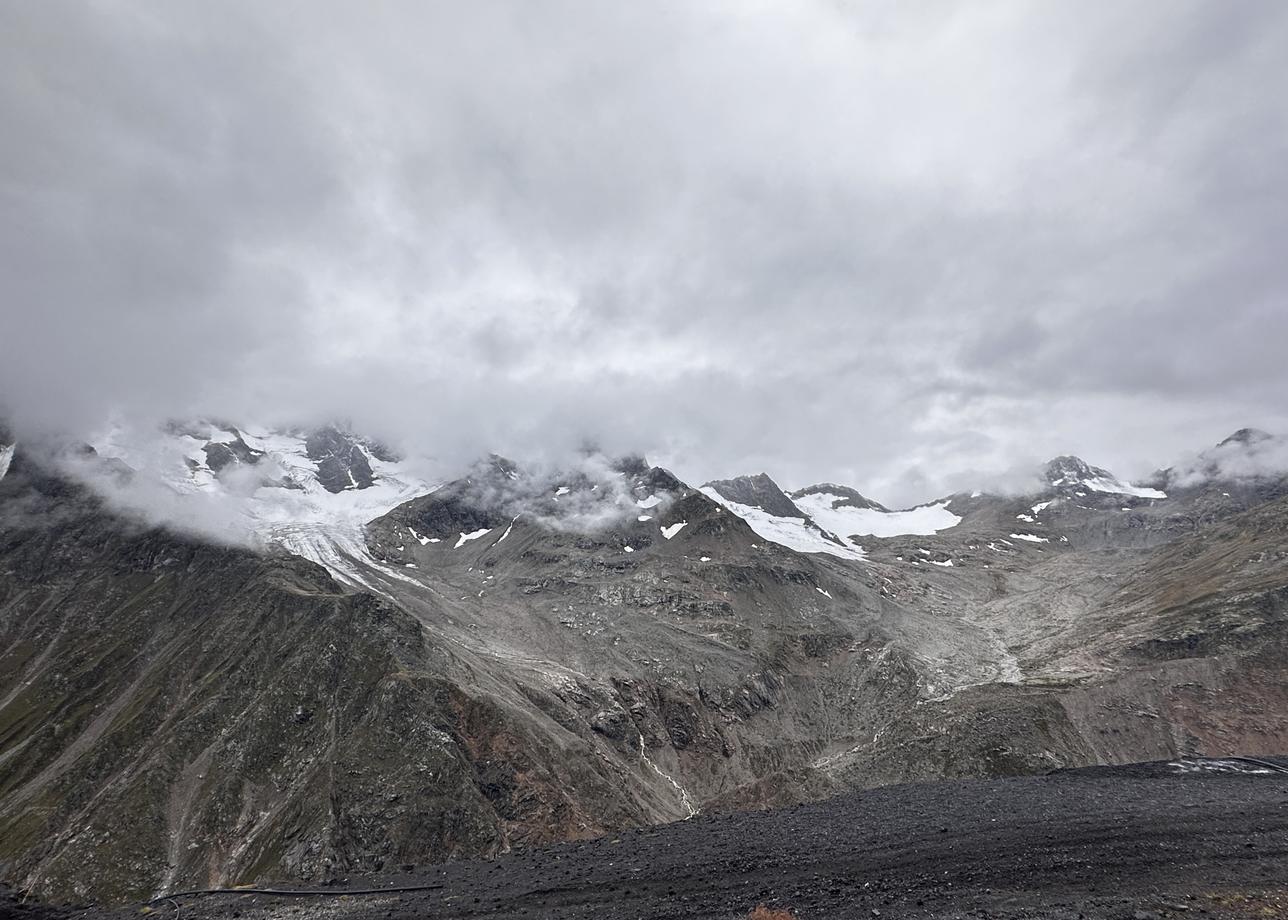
xmin=454 ymin=528 xmax=492 ymax=548
xmin=699 ymin=488 xmax=866 ymax=560
xmin=793 ymin=491 xmax=962 ymax=538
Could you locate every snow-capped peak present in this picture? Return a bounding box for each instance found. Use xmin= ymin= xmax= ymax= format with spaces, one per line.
xmin=88 ymin=419 xmax=439 ymax=583
xmin=790 ymin=483 xmax=888 ymax=513
xmin=701 ymin=472 xmax=965 ymax=560
xmin=1043 ymin=455 xmax=1165 ymax=499
xmin=1153 ymin=428 xmax=1288 ymax=490
xmin=703 ymin=473 xmax=806 ymax=519
xmin=1217 ymin=427 xmax=1274 ymax=449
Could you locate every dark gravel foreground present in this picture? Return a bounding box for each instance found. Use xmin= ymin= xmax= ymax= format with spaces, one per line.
xmin=7 ymin=759 xmax=1288 ymax=920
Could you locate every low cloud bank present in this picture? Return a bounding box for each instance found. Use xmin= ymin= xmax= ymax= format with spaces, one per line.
xmin=10 ymin=422 xmax=674 ymax=550
xmin=422 ymin=450 xmax=677 ymax=535
xmin=1164 ymin=430 xmax=1288 ymax=489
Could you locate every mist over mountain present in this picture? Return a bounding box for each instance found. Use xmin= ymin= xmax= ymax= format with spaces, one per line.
xmin=4 ymin=409 xmax=1287 ymax=567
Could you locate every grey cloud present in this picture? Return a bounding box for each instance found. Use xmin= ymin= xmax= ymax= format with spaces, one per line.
xmin=2 ymin=1 xmax=1286 ymax=511
xmin=1166 ymin=431 xmax=1288 ymax=488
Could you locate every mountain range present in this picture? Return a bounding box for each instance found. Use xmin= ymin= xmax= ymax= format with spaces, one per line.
xmin=2 ymin=420 xmax=1287 ymax=903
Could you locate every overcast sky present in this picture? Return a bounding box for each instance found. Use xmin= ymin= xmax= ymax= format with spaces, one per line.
xmin=2 ymin=1 xmax=1286 ymax=506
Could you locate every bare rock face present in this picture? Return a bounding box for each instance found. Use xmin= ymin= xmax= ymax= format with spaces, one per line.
xmin=305 ymin=426 xmax=377 ymax=492
xmin=1043 ymin=454 xmax=1110 ymax=487
xmin=704 ymin=473 xmax=806 ymax=518
xmin=202 ymin=432 xmax=264 ymax=472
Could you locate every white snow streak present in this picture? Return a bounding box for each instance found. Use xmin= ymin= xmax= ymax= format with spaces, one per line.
xmin=454 ymin=528 xmax=492 ymax=548
xmin=637 ymin=733 xmax=698 ymax=819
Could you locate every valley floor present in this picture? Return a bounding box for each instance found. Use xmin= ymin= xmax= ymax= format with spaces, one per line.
xmin=15 ymin=758 xmax=1288 ymax=920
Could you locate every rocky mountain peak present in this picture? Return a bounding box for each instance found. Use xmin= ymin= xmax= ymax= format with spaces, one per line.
xmin=1152 ymin=428 xmax=1286 ymax=493
xmin=1042 ymin=454 xmax=1166 ymax=501
xmin=363 ymin=452 xmax=704 ymax=574
xmin=1217 ymin=427 xmax=1274 ymax=449
xmin=305 ymin=425 xmax=398 ymax=493
xmin=791 ymin=483 xmax=889 ymax=513
xmin=609 ymin=453 xmax=651 ymax=476
xmin=702 ymin=473 xmax=804 ymax=519
xmin=202 ymin=431 xmax=264 ymax=473
xmin=1043 ymin=455 xmax=1108 ymax=487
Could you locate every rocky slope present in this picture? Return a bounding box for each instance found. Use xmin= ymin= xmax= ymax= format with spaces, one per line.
xmin=1 ymin=426 xmax=1287 ymax=904
xmin=0 ymin=452 xmax=651 ymax=902
xmin=58 ymin=759 xmax=1288 ymax=920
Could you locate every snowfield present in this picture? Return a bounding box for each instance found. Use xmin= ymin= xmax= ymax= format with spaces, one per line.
xmin=89 ymin=422 xmax=439 ymax=585
xmin=793 ymin=491 xmax=963 ymax=538
xmin=700 ymin=488 xmax=866 ymax=559
xmin=1052 ymin=471 xmax=1165 ymax=499
xmin=700 ymin=485 xmax=964 ymax=560
xmin=454 ymin=527 xmax=492 ymax=548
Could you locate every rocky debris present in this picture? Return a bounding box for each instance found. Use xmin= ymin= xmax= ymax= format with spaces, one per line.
xmin=58 ymin=763 xmax=1288 ymax=920
xmin=0 ymin=885 xmax=71 ymax=918
xmin=590 ymin=707 xmax=629 ymax=740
